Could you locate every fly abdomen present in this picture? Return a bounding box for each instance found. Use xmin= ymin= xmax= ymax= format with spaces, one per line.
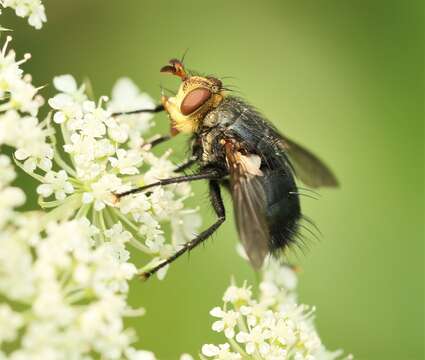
xmin=261 ymin=168 xmax=301 ymax=252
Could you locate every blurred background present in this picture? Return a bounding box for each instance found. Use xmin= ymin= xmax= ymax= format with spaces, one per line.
xmin=2 ymin=1 xmax=423 ymax=359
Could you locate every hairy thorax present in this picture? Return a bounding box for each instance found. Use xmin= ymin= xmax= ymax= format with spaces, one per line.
xmin=196 ymin=98 xmax=246 ymax=167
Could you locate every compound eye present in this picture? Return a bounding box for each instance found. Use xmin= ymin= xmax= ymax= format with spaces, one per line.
xmin=180 ymin=88 xmax=211 ymax=115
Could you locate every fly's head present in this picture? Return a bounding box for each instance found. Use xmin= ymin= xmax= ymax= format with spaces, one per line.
xmin=160 ymin=59 xmax=224 ymax=135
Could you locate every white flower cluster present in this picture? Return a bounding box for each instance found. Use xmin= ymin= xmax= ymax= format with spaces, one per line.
xmin=0 ymin=156 xmax=159 ymax=359
xmin=0 ymin=36 xmax=200 ymax=279
xmin=200 ymin=260 xmax=353 ymax=360
xmin=0 ymin=0 xmax=47 ymax=29
xmin=41 ymin=73 xmax=199 ymax=279
xmin=0 ymin=36 xmax=49 ymax=172
xmin=0 ymin=17 xmax=199 ymax=359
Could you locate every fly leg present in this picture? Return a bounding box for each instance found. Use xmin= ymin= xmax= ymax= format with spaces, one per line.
xmin=112 ymin=104 xmax=171 ymax=150
xmin=115 ymin=169 xmax=223 ymax=198
xmin=141 ymin=180 xmax=225 ymax=279
xmin=141 ymin=134 xmax=171 ymax=151
xmin=174 ymin=157 xmax=197 ymax=173
xmin=112 ymin=104 xmax=164 ymax=116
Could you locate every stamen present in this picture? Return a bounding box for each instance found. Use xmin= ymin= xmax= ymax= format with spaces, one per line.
xmin=98 ymin=95 xmax=109 ymax=108
xmin=16 ymin=53 xmax=31 ymax=66
xmin=1 ymin=36 xmax=12 ymax=56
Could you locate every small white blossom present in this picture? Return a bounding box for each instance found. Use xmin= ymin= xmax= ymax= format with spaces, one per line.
xmin=109 ymin=148 xmax=143 ymax=175
xmin=180 ymin=354 xmax=194 ymax=360
xmin=36 ymin=170 xmax=74 ymax=200
xmin=201 ymin=343 xmax=242 ymax=359
xmin=210 ymin=307 xmax=240 ymax=339
xmin=2 ymin=0 xmax=47 ymax=29
xmin=108 ymin=77 xmax=156 ymax=138
xmin=223 ymin=283 xmax=252 ymax=306
xmin=236 ymin=325 xmax=273 ymax=355
xmin=0 ymin=304 xmax=24 ymax=345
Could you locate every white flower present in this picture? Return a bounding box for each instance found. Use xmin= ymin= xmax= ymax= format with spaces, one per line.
xmin=268 ymin=345 xmax=288 ymax=360
xmin=109 ymin=148 xmax=143 ymax=175
xmin=143 ymin=150 xmax=176 ymax=185
xmin=126 ymin=348 xmax=157 ymax=360
xmin=2 ymin=0 xmax=47 ymax=29
xmin=210 ymin=307 xmax=240 ymax=339
xmin=85 ymin=174 xmax=126 ymax=211
xmin=236 ymin=325 xmax=272 ymax=355
xmin=179 ymin=354 xmax=194 ymax=360
xmin=201 ymin=343 xmax=241 ymax=359
xmin=36 ymin=170 xmax=74 ymax=200
xmin=13 ymin=114 xmax=53 ymax=172
xmin=53 ymin=74 xmax=78 ymax=93
xmin=223 ymin=284 xmax=252 ymax=306
xmin=108 ymin=77 xmax=155 ymax=137
xmin=202 ymin=258 xmax=351 ymax=359
xmin=0 ymin=155 xmax=16 ymax=187
xmin=0 ymin=304 xmax=24 ymax=345
xmin=48 ymin=74 xmax=86 ymax=124
xmin=272 ymin=317 xmax=297 ymax=347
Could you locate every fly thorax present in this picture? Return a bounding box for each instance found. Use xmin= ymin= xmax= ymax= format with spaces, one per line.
xmin=202 ymin=108 xmax=233 ymax=128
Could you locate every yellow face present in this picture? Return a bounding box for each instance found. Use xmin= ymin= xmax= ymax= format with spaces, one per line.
xmin=160 ymin=60 xmax=225 ymax=134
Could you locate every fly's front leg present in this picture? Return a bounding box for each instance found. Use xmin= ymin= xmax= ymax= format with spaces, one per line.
xmin=112 ymin=104 xmax=172 ymax=150
xmin=141 ymin=180 xmax=226 ymax=279
xmin=112 ymin=104 xmax=164 ymax=116
xmin=141 ymin=134 xmax=172 ymax=151
xmin=115 ymin=169 xmax=223 ymax=198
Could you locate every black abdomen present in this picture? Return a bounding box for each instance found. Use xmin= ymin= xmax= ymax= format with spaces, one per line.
xmin=260 ymin=167 xmax=301 ymax=252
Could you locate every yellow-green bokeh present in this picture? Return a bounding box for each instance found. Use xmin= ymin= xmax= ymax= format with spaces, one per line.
xmin=3 ymin=1 xmax=423 ymax=359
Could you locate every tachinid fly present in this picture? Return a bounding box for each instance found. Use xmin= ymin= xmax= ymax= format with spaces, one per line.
xmin=114 ymin=58 xmax=338 ymax=278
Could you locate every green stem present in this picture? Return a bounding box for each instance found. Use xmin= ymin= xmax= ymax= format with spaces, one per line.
xmin=40 ymin=193 xmax=81 ymax=227
xmin=75 ymin=203 xmax=91 ymax=219
xmin=38 ymin=197 xmax=65 ymax=209
xmin=98 ymin=210 xmax=107 ymax=234
xmin=60 ymin=122 xmax=77 ymax=169
xmin=53 ymin=151 xmax=77 ymax=177
xmin=111 ymin=208 xmax=152 ymax=253
xmin=229 ymin=338 xmax=250 ymax=358
xmin=13 ymin=157 xmax=45 ymax=182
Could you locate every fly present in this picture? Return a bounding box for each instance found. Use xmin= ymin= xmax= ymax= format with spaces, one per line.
xmin=113 ymin=58 xmax=339 ymax=279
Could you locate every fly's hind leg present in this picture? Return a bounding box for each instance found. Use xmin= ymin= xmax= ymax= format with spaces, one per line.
xmin=140 ymin=180 xmax=226 ymax=280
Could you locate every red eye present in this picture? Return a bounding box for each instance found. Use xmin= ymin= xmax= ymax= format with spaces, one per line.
xmin=180 ymin=88 xmax=212 ymax=115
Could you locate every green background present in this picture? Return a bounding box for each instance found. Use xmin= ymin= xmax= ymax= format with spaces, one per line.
xmin=3 ymin=1 xmax=423 ymax=359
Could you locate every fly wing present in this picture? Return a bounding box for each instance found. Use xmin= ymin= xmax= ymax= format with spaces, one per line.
xmin=233 ymin=176 xmax=269 ymax=269
xmin=278 ymin=135 xmax=339 ymax=188
xmin=224 ymin=143 xmax=270 ymax=269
